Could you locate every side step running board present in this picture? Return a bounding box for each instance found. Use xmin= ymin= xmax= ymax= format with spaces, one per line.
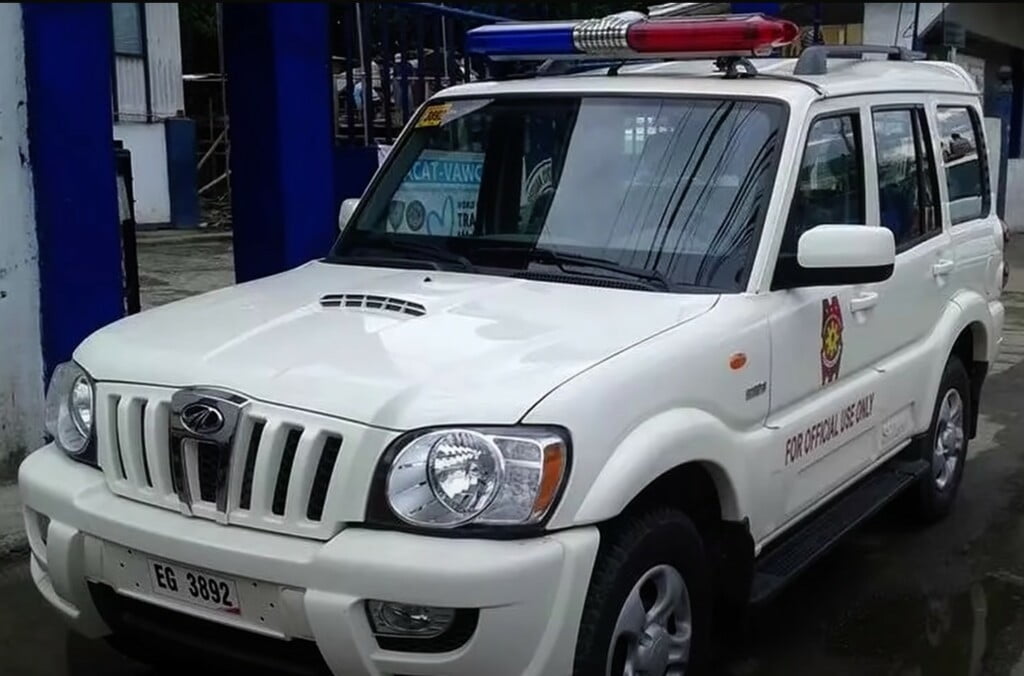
xmin=749 ymin=459 xmax=929 ymax=606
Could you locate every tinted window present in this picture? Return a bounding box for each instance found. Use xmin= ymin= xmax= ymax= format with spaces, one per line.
xmin=780 ymin=114 xmax=864 ymax=257
xmin=873 ymin=108 xmax=940 ymax=248
xmin=937 ymin=106 xmax=990 ymax=223
xmin=334 ymin=97 xmax=786 ymax=292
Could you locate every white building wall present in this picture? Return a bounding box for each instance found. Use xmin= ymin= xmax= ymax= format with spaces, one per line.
xmin=114 ymin=55 xmax=148 ymax=120
xmin=862 ymin=3 xmax=946 ymax=50
xmin=113 ymin=4 xmax=184 ymax=122
xmin=112 ymin=3 xmax=184 ymax=226
xmin=0 ymin=3 xmax=45 ymax=478
xmin=1005 ymin=160 xmax=1024 ymax=232
xmin=114 ymin=121 xmax=171 ymax=225
xmin=146 ymin=3 xmax=184 ymax=118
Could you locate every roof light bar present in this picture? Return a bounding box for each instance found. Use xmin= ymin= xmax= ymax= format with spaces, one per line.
xmin=466 ymin=13 xmax=799 ymax=61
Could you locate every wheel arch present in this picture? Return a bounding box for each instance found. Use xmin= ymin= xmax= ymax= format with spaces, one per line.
xmin=612 ymin=459 xmax=755 ymax=614
xmin=569 ymin=408 xmax=750 ymax=529
xmin=947 ymin=290 xmax=996 ymax=438
xmin=621 ymin=461 xmax=734 ymax=530
xmin=951 ymin=319 xmax=989 ymax=438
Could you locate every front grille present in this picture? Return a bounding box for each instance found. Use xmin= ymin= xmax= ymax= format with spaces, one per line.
xmin=272 ymin=429 xmax=302 ymax=516
xmin=90 ymin=583 xmax=331 ymax=676
xmin=239 ymin=420 xmax=264 ymax=510
xmin=196 ymin=441 xmax=221 ymax=503
xmin=307 ymin=436 xmax=341 ymax=522
xmin=96 ymin=384 xmax=359 ymax=540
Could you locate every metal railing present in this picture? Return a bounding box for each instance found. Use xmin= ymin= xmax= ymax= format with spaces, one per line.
xmin=333 ymin=2 xmax=565 ymax=146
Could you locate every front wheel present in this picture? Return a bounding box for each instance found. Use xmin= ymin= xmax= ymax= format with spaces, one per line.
xmin=573 ymin=509 xmax=712 ymax=676
xmin=911 ymin=355 xmax=971 ymax=522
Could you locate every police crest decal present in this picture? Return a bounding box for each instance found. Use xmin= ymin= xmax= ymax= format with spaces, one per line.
xmin=821 ymin=296 xmax=844 ymax=385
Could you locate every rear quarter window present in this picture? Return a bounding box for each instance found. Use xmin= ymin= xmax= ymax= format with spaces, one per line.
xmin=936 ymin=106 xmax=991 ymax=224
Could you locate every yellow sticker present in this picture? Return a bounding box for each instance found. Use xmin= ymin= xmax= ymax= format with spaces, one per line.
xmin=416 ymin=103 xmax=452 ymax=128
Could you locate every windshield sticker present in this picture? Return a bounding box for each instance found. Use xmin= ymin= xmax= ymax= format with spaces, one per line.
xmin=524 ymin=158 xmax=554 ymax=204
xmin=415 ymin=99 xmax=492 ymax=130
xmin=416 ymin=103 xmax=452 ymax=128
xmin=390 ymin=150 xmax=484 ymax=236
xmin=821 ymin=296 xmax=844 ymax=386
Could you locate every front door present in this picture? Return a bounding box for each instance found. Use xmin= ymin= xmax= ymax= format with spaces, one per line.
xmin=765 ymin=109 xmax=888 ymax=532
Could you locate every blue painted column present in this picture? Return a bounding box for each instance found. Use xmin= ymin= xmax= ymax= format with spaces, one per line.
xmin=996 ymin=66 xmax=1014 ymax=218
xmin=223 ymin=3 xmax=336 ymax=283
xmin=166 ymin=118 xmax=200 ymax=229
xmin=22 ymin=4 xmax=123 ymax=376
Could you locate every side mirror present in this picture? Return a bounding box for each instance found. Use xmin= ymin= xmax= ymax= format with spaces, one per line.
xmin=785 ymin=225 xmax=895 ymax=287
xmin=338 ymin=198 xmax=360 ymax=231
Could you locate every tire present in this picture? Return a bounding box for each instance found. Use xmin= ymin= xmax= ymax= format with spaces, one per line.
xmin=911 ymin=355 xmax=971 ymax=522
xmin=573 ymin=508 xmax=712 ymax=676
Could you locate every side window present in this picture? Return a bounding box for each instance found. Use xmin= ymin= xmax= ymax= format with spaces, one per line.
xmin=937 ymin=106 xmax=991 ymax=224
xmin=781 ymin=114 xmax=865 ymax=256
xmin=872 ymin=108 xmax=941 ymax=248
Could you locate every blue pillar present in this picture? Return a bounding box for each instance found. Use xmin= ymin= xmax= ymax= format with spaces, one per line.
xmin=166 ymin=118 xmax=200 ymax=229
xmin=996 ymin=66 xmax=1014 ymax=218
xmin=223 ymin=3 xmax=336 ymax=283
xmin=22 ymin=4 xmax=123 ymax=377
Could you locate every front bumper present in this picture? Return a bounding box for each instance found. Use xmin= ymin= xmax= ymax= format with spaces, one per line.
xmin=19 ymin=445 xmax=599 ymax=676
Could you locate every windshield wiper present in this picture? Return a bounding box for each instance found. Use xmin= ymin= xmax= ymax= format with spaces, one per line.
xmin=484 ymin=246 xmax=672 ymax=291
xmin=338 ymin=236 xmax=477 ymax=272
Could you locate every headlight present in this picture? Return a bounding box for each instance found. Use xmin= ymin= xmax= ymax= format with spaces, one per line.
xmin=379 ymin=426 xmax=569 ymax=531
xmin=45 ymin=362 xmax=96 ymax=462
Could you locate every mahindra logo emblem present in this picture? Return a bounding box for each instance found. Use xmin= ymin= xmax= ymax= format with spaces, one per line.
xmin=180 ymin=402 xmax=226 ymax=436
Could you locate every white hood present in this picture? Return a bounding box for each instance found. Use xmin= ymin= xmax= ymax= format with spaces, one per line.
xmin=76 ymin=262 xmax=717 ymax=430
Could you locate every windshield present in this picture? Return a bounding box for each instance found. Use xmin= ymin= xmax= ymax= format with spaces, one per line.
xmin=330 ymin=96 xmax=785 ymax=292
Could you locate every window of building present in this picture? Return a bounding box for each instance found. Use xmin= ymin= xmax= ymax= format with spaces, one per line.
xmin=112 ymin=3 xmax=144 ymax=57
xmin=872 ymin=108 xmax=940 ymax=248
xmin=937 ymin=106 xmax=990 ymax=224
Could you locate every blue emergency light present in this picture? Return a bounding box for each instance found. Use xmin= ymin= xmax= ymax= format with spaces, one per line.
xmin=466 ymin=12 xmax=799 ymax=61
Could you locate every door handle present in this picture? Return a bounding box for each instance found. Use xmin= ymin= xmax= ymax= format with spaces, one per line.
xmin=850 ymin=291 xmax=879 ymax=313
xmin=932 ymin=259 xmax=955 ymax=277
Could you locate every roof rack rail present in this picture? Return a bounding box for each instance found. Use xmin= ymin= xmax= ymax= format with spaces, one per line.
xmin=793 ymin=44 xmax=926 ymax=76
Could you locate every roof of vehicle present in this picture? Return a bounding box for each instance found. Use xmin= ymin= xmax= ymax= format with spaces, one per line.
xmin=440 ymin=57 xmax=979 ymax=104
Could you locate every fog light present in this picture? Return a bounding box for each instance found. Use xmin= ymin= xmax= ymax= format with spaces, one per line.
xmin=366 ymin=601 xmax=456 ymax=638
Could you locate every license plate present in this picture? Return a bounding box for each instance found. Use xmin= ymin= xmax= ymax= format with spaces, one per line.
xmin=148 ymin=559 xmax=240 ymax=613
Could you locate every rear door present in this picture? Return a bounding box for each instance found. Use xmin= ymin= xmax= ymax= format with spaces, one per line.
xmin=934 ymin=102 xmax=1000 ymax=304
xmin=864 ymin=99 xmax=954 ymax=448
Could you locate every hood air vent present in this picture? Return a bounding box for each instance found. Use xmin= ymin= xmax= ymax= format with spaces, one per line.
xmin=320 ymin=294 xmax=427 ymax=317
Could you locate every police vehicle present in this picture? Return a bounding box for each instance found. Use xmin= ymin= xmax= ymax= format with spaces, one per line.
xmin=20 ymin=11 xmax=1006 ymax=676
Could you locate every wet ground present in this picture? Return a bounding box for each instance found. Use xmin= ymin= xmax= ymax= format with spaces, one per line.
xmin=2 ymin=236 xmax=1024 ymax=675
xmin=136 ymin=229 xmax=235 ymax=311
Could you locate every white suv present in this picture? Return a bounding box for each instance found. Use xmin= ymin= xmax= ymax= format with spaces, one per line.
xmin=20 ymin=14 xmax=1006 ymax=676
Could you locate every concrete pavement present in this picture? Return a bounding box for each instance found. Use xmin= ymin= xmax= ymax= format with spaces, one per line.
xmin=136 ymin=229 xmax=235 ymax=310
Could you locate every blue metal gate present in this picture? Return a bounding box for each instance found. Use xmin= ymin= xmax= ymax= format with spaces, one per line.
xmin=332 ymin=2 xmax=592 ymax=146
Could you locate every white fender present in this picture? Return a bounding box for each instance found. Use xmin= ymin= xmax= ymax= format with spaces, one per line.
xmin=916 ymin=291 xmax=998 ymax=432
xmin=570 ymin=407 xmax=759 ymax=526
